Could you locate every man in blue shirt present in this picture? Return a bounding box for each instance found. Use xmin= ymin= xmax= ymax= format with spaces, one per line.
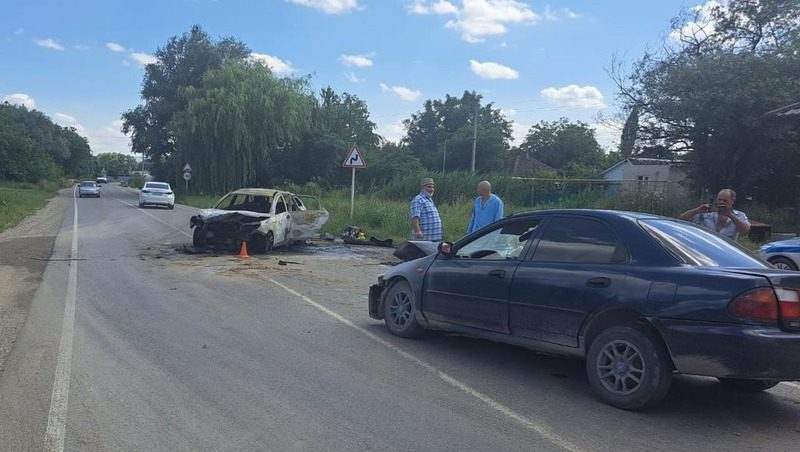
xmin=410 ymin=177 xmax=443 ymax=241
xmin=467 ymin=180 xmax=504 ymax=234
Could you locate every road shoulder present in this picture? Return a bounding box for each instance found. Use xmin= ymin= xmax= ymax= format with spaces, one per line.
xmin=0 ymin=188 xmax=70 ymax=374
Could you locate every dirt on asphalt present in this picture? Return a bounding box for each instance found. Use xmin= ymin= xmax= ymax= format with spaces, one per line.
xmin=0 ymin=189 xmax=70 ymax=374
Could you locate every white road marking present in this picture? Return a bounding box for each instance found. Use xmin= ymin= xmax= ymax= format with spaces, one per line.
xmin=111 ymin=196 xmax=192 ymax=238
xmin=267 ymin=277 xmax=583 ymax=452
xmin=43 ymin=186 xmax=80 ymax=452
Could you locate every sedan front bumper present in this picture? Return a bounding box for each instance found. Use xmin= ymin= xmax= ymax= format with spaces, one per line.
xmin=660 ymin=319 xmax=800 ymax=380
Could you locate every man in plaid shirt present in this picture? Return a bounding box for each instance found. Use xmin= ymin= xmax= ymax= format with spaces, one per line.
xmin=410 ymin=177 xmax=442 ymax=241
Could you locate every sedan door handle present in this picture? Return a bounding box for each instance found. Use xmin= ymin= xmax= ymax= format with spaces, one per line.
xmin=586 ymin=277 xmax=611 ymax=288
xmin=488 ymin=269 xmax=507 ymax=279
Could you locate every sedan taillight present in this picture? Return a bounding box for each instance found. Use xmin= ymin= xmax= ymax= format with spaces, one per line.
xmin=729 ymin=287 xmax=800 ymax=329
xmin=165 ymin=191 xmax=173 ymax=195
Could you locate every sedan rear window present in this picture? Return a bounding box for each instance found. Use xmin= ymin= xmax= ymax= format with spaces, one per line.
xmin=640 ymin=219 xmax=767 ymax=268
xmin=80 ymin=181 xmax=95 ymax=187
xmin=146 ymin=183 xmax=170 ymax=190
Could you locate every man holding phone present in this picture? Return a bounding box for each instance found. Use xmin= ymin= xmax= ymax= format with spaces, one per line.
xmin=680 ymin=188 xmax=751 ymax=240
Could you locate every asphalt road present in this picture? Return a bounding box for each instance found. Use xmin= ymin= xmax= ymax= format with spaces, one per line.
xmin=1 ymin=183 xmax=799 ymax=452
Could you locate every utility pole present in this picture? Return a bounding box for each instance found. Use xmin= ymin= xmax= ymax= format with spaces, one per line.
xmin=442 ymin=139 xmax=447 ymax=173
xmin=471 ymin=102 xmax=478 ymax=174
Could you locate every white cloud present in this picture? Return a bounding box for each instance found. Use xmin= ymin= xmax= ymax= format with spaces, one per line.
xmin=410 ymin=0 xmax=539 ymax=43
xmin=14 ymin=28 xmax=24 ymax=36
xmin=54 ymin=112 xmax=77 ymax=124
xmin=129 ymin=52 xmax=158 ymax=66
xmin=500 ymin=108 xmax=516 ymax=116
xmin=540 ymin=84 xmax=607 ymax=109
xmin=250 ymin=53 xmax=295 ymax=75
xmin=380 ymin=83 xmax=422 ymax=102
xmin=35 ymin=38 xmax=64 ymax=50
xmin=345 ymin=72 xmax=365 ymax=83
xmin=377 ymin=121 xmax=407 ymax=143
xmin=562 ymin=8 xmax=579 ymax=19
xmin=670 ymin=1 xmax=722 ymax=43
xmin=106 ymin=42 xmax=127 ymax=53
xmin=286 ymin=0 xmax=359 ymax=14
xmin=339 ymin=54 xmax=373 ymax=67
xmin=469 ymin=59 xmax=519 ymax=79
xmin=2 ymin=93 xmax=36 ymax=109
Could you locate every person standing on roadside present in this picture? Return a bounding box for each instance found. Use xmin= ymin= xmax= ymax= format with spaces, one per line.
xmin=467 ymin=180 xmax=504 ymax=234
xmin=410 ymin=178 xmax=443 ymax=241
xmin=680 ymin=188 xmax=750 ymax=241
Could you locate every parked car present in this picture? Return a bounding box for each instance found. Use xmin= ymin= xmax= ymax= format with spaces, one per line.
xmin=368 ymin=209 xmax=800 ymax=410
xmin=759 ymin=238 xmax=800 ymax=270
xmin=78 ymin=180 xmax=100 ymax=198
xmin=139 ymin=182 xmax=175 ymax=209
xmin=190 ymin=188 xmax=329 ymax=253
xmin=96 ymin=176 xmax=108 ymax=184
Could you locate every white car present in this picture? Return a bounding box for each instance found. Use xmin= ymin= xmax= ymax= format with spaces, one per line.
xmin=189 ymin=188 xmax=329 ymax=252
xmin=139 ymin=182 xmax=175 ymax=209
xmin=759 ymin=238 xmax=800 ymax=270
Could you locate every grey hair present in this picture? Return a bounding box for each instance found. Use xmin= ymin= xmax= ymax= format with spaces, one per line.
xmin=478 ymin=180 xmax=491 ymax=190
xmin=720 ymin=188 xmax=736 ymax=201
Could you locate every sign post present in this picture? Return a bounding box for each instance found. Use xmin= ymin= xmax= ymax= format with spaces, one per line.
xmin=342 ymin=145 xmax=366 ymax=221
xmin=182 ymin=163 xmax=192 ymax=194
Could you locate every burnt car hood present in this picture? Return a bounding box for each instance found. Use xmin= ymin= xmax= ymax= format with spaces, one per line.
xmin=194 ymin=208 xmax=270 ymax=224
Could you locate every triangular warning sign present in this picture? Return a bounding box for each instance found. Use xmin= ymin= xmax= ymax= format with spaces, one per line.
xmin=342 ymin=145 xmax=366 ymax=168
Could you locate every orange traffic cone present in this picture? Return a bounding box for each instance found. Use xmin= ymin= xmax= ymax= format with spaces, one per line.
xmin=239 ymin=241 xmax=250 ymax=259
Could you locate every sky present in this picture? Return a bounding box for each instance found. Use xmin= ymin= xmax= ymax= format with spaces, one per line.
xmin=1 ymin=0 xmax=704 ymax=157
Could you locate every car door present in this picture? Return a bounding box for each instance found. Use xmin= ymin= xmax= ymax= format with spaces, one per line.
xmin=287 ymin=194 xmax=330 ymax=241
xmin=269 ymin=194 xmax=290 ymax=245
xmin=509 ymin=215 xmax=630 ymax=347
xmin=422 ymin=217 xmax=542 ymax=333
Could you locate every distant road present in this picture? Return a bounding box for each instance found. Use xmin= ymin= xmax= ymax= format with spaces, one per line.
xmin=0 ymin=183 xmax=798 ymax=452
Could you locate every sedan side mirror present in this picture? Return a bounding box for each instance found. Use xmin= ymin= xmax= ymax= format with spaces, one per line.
xmin=438 ymin=241 xmax=454 ymax=256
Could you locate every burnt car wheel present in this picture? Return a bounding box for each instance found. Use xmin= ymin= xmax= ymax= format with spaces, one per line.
xmin=768 ymin=256 xmax=798 ymax=271
xmin=717 ymin=378 xmax=780 ymax=392
xmin=192 ymin=226 xmax=207 ymax=248
xmin=249 ymin=231 xmax=274 ymax=254
xmin=383 ymin=281 xmax=424 ymax=338
xmin=587 ymin=326 xmax=673 ymax=410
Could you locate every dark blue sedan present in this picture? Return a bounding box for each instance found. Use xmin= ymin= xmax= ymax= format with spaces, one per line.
xmin=368 ymin=210 xmax=800 ymax=410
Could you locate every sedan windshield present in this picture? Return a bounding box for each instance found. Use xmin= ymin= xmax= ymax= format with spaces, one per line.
xmin=639 ymin=218 xmax=767 ymax=268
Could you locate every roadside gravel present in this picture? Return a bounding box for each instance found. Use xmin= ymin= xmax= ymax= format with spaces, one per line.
xmin=0 ymin=188 xmax=70 ymax=374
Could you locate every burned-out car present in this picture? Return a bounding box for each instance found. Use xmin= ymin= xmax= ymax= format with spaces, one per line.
xmin=190 ymin=188 xmax=329 ymax=253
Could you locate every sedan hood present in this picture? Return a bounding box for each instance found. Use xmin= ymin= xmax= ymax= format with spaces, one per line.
xmin=195 ymin=209 xmax=270 ymax=224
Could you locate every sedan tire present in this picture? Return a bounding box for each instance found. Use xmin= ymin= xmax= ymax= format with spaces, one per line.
xmin=768 ymin=256 xmax=798 ymax=271
xmin=383 ymin=280 xmax=424 ymax=338
xmin=586 ymin=326 xmax=673 ymax=410
xmin=717 ymin=378 xmax=780 ymax=392
xmin=192 ymin=226 xmax=207 ymax=248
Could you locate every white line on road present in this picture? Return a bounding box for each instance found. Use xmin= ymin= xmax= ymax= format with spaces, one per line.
xmin=43 ymin=187 xmax=80 ymax=452
xmin=111 ymin=196 xmax=192 ymax=238
xmin=267 ymin=277 xmax=584 ymax=452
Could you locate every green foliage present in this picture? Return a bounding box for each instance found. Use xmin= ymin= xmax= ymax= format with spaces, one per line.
xmin=94 ymin=152 xmax=138 ymax=177
xmin=519 ymin=118 xmax=604 ymax=173
xmin=169 ymin=60 xmax=314 ymax=193
xmin=0 ymin=181 xmax=59 ymax=232
xmin=128 ymin=174 xmax=146 ymax=189
xmin=619 ymin=0 xmax=800 ymax=206
xmin=0 ymin=103 xmax=92 ymax=182
xmin=403 ymin=91 xmax=512 ymax=172
xmin=122 ymin=25 xmax=251 ymax=179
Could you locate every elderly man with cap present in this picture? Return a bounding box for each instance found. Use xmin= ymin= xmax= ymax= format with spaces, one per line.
xmin=410 ymin=177 xmax=443 ymax=241
xmin=467 ymin=180 xmax=504 ymax=234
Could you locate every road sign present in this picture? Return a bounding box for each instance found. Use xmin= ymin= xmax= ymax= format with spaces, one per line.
xmin=183 ymin=163 xmax=192 ymax=173
xmin=342 ymin=145 xmax=366 ymax=168
xmin=183 ymin=171 xmax=192 ymax=181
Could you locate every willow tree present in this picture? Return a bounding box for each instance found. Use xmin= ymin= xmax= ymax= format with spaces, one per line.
xmin=169 ymin=61 xmax=313 ymax=193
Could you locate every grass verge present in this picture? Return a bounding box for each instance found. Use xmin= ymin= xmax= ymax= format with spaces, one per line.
xmin=0 ymin=181 xmax=62 ymax=233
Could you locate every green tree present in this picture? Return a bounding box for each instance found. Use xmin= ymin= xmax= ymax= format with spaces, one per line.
xmin=403 ymin=91 xmax=512 ymax=172
xmin=94 ymin=152 xmax=138 ymax=177
xmin=618 ymin=106 xmax=639 ymax=158
xmin=121 ymin=25 xmax=250 ymax=180
xmin=519 ymin=118 xmax=604 ymax=173
xmin=169 ymin=61 xmax=313 ymax=193
xmin=616 ymin=0 xmax=800 ymax=204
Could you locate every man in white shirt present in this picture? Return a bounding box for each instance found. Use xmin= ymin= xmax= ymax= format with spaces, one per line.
xmin=680 ymin=188 xmax=751 ymax=241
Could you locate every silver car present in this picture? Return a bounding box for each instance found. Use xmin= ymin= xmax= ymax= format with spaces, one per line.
xmin=760 ymin=238 xmax=800 ymax=270
xmin=138 ymin=181 xmax=175 ymax=209
xmin=78 ymin=181 xmax=100 ymax=198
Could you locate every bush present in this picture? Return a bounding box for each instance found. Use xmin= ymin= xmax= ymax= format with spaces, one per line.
xmin=128 ymin=174 xmax=146 ymax=189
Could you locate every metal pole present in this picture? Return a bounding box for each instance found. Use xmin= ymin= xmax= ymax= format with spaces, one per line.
xmin=350 ymin=167 xmax=356 ymax=221
xmin=471 ymin=104 xmax=478 ymax=174
xmin=442 ymin=139 xmax=447 ymax=173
